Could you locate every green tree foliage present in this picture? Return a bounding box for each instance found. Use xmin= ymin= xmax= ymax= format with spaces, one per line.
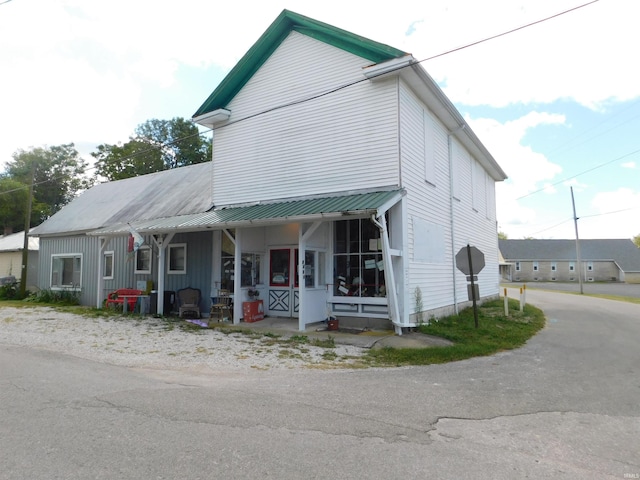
xmin=633 ymin=234 xmax=640 ymax=248
xmin=93 ymin=117 xmax=211 ymax=181
xmin=5 ymin=144 xmax=92 ymax=226
xmin=498 ymin=231 xmax=508 ymax=240
xmin=0 ymin=177 xmax=28 ymax=232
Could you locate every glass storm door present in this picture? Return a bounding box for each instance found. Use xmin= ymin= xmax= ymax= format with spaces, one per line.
xmin=268 ymin=248 xmax=298 ymax=317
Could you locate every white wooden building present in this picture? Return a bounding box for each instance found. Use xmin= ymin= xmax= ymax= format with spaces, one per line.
xmin=31 ymin=10 xmax=506 ymax=334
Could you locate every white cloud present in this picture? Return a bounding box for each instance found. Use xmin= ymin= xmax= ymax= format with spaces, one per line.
xmin=622 ymin=161 xmax=637 ymax=169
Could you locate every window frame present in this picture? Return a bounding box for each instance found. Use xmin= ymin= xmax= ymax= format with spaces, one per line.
xmin=167 ymin=243 xmax=187 ymax=275
xmin=533 ymin=261 xmax=539 ymax=272
xmin=135 ymin=246 xmax=152 ymax=274
xmin=103 ymin=251 xmax=114 ymax=279
xmin=50 ymin=253 xmax=83 ymax=291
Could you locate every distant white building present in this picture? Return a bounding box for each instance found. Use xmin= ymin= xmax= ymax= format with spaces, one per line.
xmin=0 ymin=231 xmax=39 ymax=289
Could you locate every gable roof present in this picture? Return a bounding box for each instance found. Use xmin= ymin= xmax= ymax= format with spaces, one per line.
xmin=30 ymin=162 xmax=214 ymax=237
xmin=499 ymin=239 xmax=640 ymax=272
xmin=193 ymin=9 xmax=406 ymax=118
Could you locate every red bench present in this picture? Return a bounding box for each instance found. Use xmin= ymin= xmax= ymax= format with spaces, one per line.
xmin=105 ymin=288 xmax=144 ymax=312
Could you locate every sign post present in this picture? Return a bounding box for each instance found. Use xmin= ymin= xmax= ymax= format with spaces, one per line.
xmin=455 ymin=244 xmax=485 ymax=328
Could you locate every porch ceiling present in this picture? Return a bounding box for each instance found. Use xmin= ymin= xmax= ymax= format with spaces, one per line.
xmin=88 ymin=189 xmax=404 ymax=237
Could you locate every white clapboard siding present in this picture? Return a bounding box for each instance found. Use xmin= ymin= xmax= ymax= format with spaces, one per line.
xmin=399 ymin=82 xmax=500 ymax=311
xmin=399 ymin=83 xmax=456 ymax=309
xmin=212 ymin=31 xmax=400 ymax=206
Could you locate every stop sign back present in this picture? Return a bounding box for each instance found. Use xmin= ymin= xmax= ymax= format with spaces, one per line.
xmin=455 ymin=245 xmax=485 ymax=275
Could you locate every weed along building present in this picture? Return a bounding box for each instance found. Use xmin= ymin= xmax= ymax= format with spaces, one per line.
xmin=30 ymin=10 xmax=506 ymax=334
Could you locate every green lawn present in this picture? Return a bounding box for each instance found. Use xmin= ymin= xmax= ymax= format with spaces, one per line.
xmin=366 ymin=298 xmax=545 ymax=366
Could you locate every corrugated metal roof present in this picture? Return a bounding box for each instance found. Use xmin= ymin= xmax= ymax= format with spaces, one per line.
xmin=0 ymin=231 xmax=39 ymax=251
xmin=499 ymin=239 xmax=640 ymax=272
xmin=90 ymin=189 xmax=404 ymax=236
xmin=30 ymin=162 xmax=214 ymax=236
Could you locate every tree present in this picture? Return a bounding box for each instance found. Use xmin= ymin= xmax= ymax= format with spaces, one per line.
xmin=92 ymin=140 xmax=164 ymax=181
xmin=0 ymin=178 xmax=29 ymax=233
xmin=633 ymin=234 xmax=640 ymax=248
xmin=5 ymin=144 xmax=92 ymax=226
xmin=93 ymin=117 xmax=211 ymax=181
xmin=498 ymin=231 xmax=508 ymax=240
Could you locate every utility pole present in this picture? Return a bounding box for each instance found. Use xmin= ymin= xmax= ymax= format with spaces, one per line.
xmin=19 ymin=161 xmax=36 ymax=297
xmin=570 ymin=186 xmax=583 ymax=295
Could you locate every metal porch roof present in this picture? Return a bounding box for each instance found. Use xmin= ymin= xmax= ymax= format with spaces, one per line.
xmin=90 ymin=189 xmax=404 ymax=236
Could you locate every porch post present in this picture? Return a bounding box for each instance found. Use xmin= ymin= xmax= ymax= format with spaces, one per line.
xmin=372 ymin=213 xmax=403 ymax=335
xmin=298 ymin=221 xmax=322 ymax=331
xmin=96 ymin=236 xmax=110 ymax=308
xmin=154 ymin=233 xmax=175 ymax=315
xmin=298 ymin=225 xmax=306 ymax=331
xmin=233 ymin=228 xmax=242 ymax=324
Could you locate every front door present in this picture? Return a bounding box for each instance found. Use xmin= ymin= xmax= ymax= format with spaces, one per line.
xmin=268 ymin=248 xmax=298 ymax=317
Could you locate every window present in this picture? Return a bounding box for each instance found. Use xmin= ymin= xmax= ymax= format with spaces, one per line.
xmin=241 ymin=253 xmax=261 ymax=286
xmin=168 ymin=244 xmax=186 ymax=274
xmin=103 ymin=251 xmax=114 ymax=279
xmin=51 ymin=254 xmax=82 ymax=290
xmin=333 ymin=218 xmax=385 ymax=297
xmin=221 ymin=231 xmax=261 ymax=292
xmin=551 ymin=262 xmax=557 ymax=272
xmin=533 ymin=261 xmax=539 ymax=272
xmin=587 ymin=262 xmax=594 ymax=272
xmin=270 ymin=249 xmax=290 ymax=287
xmin=295 ymin=250 xmax=316 ymax=288
xmin=135 ymin=246 xmax=151 ymax=274
xmin=515 ymin=261 xmax=521 ymax=272
xmin=569 ymin=262 xmax=575 ymax=272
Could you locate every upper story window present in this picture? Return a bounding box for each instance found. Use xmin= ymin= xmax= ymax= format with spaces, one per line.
xmin=569 ymin=262 xmax=575 ymax=271
xmin=51 ymin=254 xmax=82 ymax=290
xmin=168 ymin=244 xmax=187 ymax=274
xmin=587 ymin=262 xmax=594 ymax=272
xmin=515 ymin=261 xmax=521 ymax=272
xmin=533 ymin=261 xmax=539 ymax=272
xmin=551 ymin=262 xmax=557 ymax=272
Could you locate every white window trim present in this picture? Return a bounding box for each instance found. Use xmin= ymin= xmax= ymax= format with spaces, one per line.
xmin=50 ymin=253 xmax=83 ymax=291
xmin=168 ymin=243 xmax=187 ymax=275
xmin=103 ymin=251 xmax=114 ymax=280
xmin=587 ymin=262 xmax=594 ymax=271
xmin=515 ymin=261 xmax=521 ymax=272
xmin=135 ymin=246 xmax=152 ymax=274
xmin=551 ymin=262 xmax=557 ymax=272
xmin=569 ymin=262 xmax=575 ymax=271
xmin=533 ymin=261 xmax=539 ymax=272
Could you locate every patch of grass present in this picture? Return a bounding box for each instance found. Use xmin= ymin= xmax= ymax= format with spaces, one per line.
xmin=366 ymin=298 xmax=545 ymax=367
xmin=310 ymin=336 xmax=336 ymax=349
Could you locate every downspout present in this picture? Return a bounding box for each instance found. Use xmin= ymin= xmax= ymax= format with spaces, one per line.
xmin=371 ymin=214 xmax=402 ymax=335
xmin=448 ymin=128 xmax=464 ymax=315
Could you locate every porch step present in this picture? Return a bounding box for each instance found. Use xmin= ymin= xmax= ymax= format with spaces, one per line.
xmin=335 ymin=316 xmax=392 ymax=332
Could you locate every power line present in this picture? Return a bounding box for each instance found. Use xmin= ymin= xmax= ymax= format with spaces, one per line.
xmin=1 ymin=0 xmax=601 ymax=196
xmin=516 ymin=147 xmax=640 ymax=200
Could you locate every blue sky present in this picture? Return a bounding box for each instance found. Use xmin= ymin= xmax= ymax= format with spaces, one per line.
xmin=1 ymin=0 xmax=638 ymax=240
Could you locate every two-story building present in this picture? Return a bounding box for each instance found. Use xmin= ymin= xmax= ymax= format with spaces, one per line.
xmin=31 ymin=10 xmax=506 ymax=333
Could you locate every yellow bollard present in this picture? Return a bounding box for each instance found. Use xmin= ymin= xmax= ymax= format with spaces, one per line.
xmin=519 ymin=287 xmax=524 ymax=312
xmin=503 ymin=288 xmax=509 ymax=316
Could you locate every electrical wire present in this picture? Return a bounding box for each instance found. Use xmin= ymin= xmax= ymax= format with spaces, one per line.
xmin=1 ymin=0 xmax=601 ymax=196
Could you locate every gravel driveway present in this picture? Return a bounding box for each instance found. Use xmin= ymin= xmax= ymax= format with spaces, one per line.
xmin=0 ymin=306 xmax=367 ymax=372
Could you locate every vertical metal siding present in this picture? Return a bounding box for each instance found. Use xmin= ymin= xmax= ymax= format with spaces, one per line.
xmin=212 ymin=31 xmax=400 ymax=206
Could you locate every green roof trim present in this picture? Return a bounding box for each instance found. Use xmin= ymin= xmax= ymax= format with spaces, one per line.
xmin=193 ymin=10 xmax=407 ymax=118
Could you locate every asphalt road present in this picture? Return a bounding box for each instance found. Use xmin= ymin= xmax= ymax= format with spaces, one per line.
xmin=1 ymin=290 xmax=639 ymax=479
